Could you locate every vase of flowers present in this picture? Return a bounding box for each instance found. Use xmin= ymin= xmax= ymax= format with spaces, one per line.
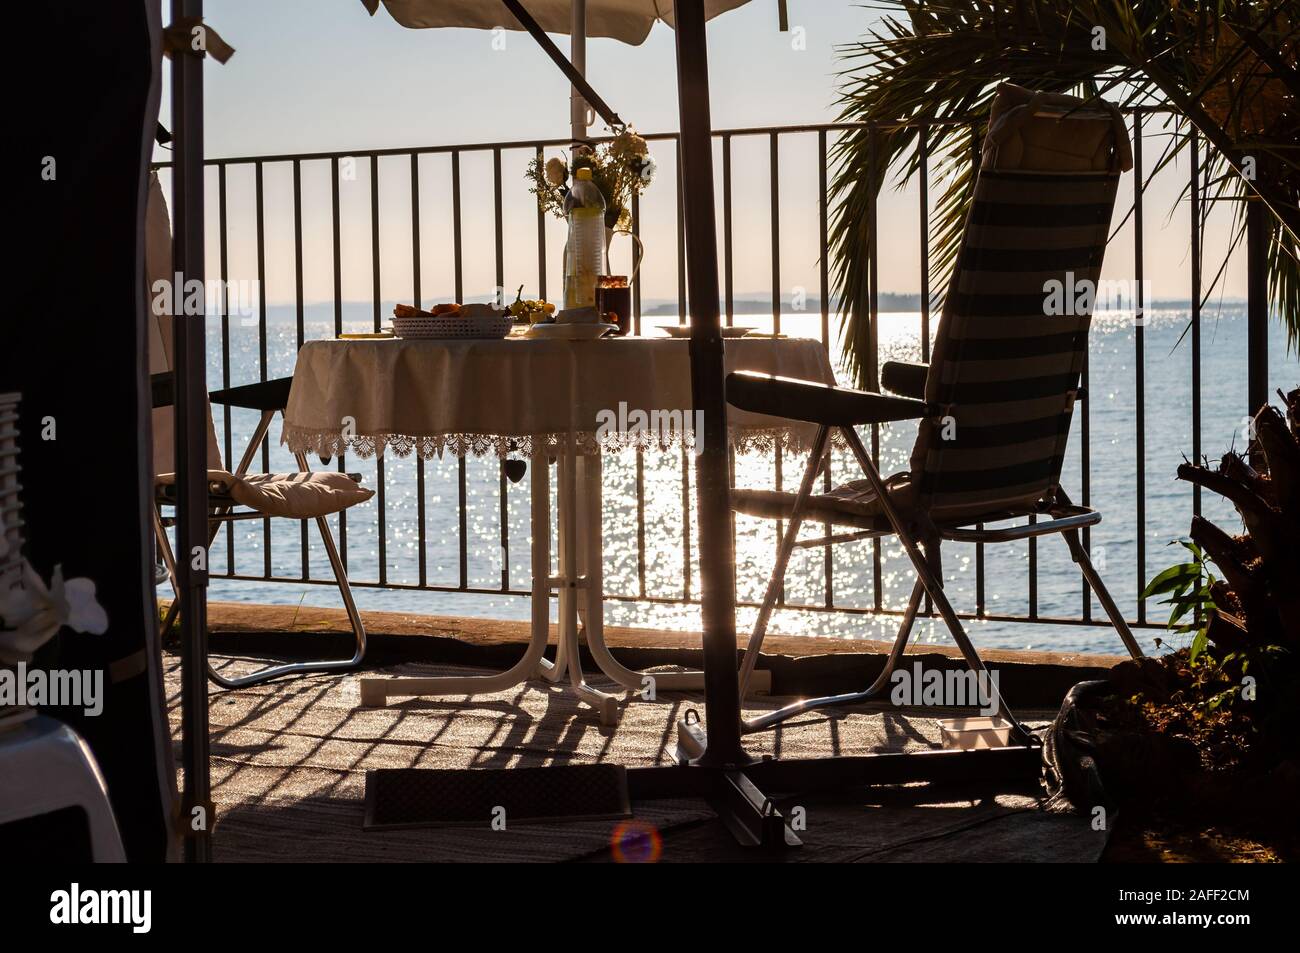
xmin=527 ymin=128 xmax=656 ymax=276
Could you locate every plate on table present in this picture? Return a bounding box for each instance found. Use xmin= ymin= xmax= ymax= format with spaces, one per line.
xmin=524 ymin=322 xmax=619 ymax=340
xmin=657 ymin=324 xmax=756 ymax=338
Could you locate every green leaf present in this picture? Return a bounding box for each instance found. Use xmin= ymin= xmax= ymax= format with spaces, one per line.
xmin=1142 ymin=563 xmax=1202 ymax=599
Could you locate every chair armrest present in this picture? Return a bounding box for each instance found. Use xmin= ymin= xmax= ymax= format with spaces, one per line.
xmin=209 ymin=377 xmax=294 ymax=411
xmin=726 ymin=372 xmax=930 ymax=426
xmin=151 ymin=372 xmax=174 ymax=409
xmin=881 ymin=361 xmax=929 ymax=400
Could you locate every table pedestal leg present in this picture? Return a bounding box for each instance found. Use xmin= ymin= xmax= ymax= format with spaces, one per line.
xmin=357 ymin=453 xmax=555 ymax=707
xmin=357 ymin=442 xmax=765 ymax=717
xmin=552 ymin=438 xmax=620 ymax=724
xmin=575 ymin=454 xmax=773 ymax=696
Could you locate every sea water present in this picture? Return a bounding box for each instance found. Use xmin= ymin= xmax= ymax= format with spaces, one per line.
xmin=190 ymin=305 xmax=1295 ymax=655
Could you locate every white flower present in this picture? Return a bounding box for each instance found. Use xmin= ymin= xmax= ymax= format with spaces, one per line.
xmin=0 ymin=560 xmax=108 ymax=663
xmin=544 ymin=157 xmax=568 ymax=187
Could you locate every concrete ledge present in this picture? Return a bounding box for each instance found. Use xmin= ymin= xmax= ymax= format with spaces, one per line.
xmin=186 ymin=600 xmax=1123 ymax=709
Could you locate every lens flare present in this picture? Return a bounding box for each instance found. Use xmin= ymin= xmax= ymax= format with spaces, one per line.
xmin=610 ymin=820 xmax=662 ymax=863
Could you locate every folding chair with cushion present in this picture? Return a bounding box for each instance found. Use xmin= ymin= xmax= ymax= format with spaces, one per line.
xmin=730 ymin=83 xmax=1142 ymax=736
xmin=145 ymin=172 xmax=370 ymax=688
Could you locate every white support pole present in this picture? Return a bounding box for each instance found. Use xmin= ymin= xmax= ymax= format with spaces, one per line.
xmin=570 ymin=0 xmax=588 ymax=144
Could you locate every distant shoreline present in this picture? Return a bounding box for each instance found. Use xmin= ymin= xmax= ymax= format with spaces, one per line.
xmin=243 ymin=295 xmax=1245 ymax=322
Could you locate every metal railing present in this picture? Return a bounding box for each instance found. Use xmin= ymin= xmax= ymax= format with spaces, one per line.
xmin=153 ymin=109 xmax=1238 ymax=635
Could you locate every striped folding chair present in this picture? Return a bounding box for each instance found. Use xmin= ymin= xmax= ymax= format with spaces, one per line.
xmin=729 ymin=83 xmax=1141 ymax=736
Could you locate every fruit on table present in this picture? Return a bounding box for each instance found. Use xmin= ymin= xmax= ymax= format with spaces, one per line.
xmin=394 ymin=302 xmax=462 ymax=317
xmin=508 ymin=284 xmax=555 ymax=324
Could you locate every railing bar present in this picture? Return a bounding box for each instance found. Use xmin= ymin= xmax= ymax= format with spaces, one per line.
xmin=293 ymin=158 xmax=309 ymax=580
xmin=331 ymin=158 xmax=343 ymax=336
xmin=867 ymin=123 xmax=880 ymax=390
xmin=818 ymin=130 xmax=832 ymax=608
xmin=411 ymin=153 xmax=422 ymax=308
xmin=681 ymin=445 xmax=692 ymax=600
xmin=868 ymin=124 xmax=881 ymax=609
xmin=254 ymin=161 xmax=272 ymax=578
xmin=371 ymin=155 xmax=382 ymax=331
xmin=222 ymin=572 xmax=1163 ymax=630
xmin=676 ymin=136 xmax=686 ymax=324
xmin=412 ymin=152 xmax=427 ymax=588
xmin=635 ymin=449 xmax=647 ymax=597
xmin=416 ymin=458 xmax=427 ymax=588
xmin=452 ymin=151 xmax=463 ymax=304
xmin=631 ymin=191 xmax=642 ymax=335
xmin=494 ymin=149 xmax=507 ymax=590
xmin=770 ymin=132 xmax=781 ymax=335
xmin=218 ymin=164 xmax=235 ymax=573
xmin=493 ymin=147 xmax=504 ymax=302
xmin=1134 ymin=110 xmax=1147 ymax=624
xmin=1027 ymin=514 xmax=1038 ymax=619
xmin=370 ymin=156 xmax=387 ymax=583
xmin=500 ymin=460 xmax=509 ymax=592
xmin=775 ymin=441 xmax=784 ymax=607
xmin=723 ymin=134 xmax=733 ymax=327
xmin=1190 ymin=130 xmax=1202 ymax=518
xmin=328 ymin=161 xmax=348 ymax=569
xmin=1080 ymin=363 xmax=1091 ymax=621
xmin=818 ymin=130 xmax=829 ymax=348
xmin=154 ymin=110 xmax=1180 ymax=169
xmin=967 ymin=124 xmax=982 ymax=617
xmin=458 ymin=456 xmax=469 ymax=589
xmin=535 ymin=145 xmax=547 ymax=303
xmin=918 ymin=121 xmax=931 ymax=361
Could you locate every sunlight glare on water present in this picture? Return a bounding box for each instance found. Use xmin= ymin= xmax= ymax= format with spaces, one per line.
xmin=193 ymin=305 xmax=1293 ymax=656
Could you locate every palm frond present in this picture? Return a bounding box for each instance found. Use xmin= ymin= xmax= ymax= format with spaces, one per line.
xmin=829 ymin=0 xmax=1300 ymax=387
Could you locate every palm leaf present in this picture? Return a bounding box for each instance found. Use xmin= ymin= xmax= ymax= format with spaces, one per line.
xmin=830 ymin=0 xmax=1300 ymax=388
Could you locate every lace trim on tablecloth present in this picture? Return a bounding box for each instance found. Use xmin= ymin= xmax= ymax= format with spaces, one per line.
xmin=281 ymin=423 xmax=840 ymax=460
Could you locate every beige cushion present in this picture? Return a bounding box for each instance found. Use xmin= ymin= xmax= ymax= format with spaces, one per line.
xmin=156 ymin=470 xmax=373 ymax=519
xmin=229 ymin=472 xmax=373 ymax=519
xmin=982 ymin=82 xmax=1133 ymax=173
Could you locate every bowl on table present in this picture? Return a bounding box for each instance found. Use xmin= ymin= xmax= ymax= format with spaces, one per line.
xmin=391 ymin=303 xmax=512 ymax=340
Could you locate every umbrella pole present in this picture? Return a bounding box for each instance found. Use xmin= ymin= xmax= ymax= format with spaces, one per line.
xmin=673 ymin=0 xmax=748 ymax=770
xmin=570 ymin=0 xmax=587 ymax=143
xmin=170 ymin=0 xmax=213 ymax=863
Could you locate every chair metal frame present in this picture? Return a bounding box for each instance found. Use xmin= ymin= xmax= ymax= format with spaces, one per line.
xmin=152 ymin=380 xmax=366 ymax=689
xmin=728 ymin=373 xmax=1143 ymax=737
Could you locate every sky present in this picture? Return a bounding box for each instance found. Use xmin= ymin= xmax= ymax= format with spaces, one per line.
xmin=157 ymin=0 xmax=1248 ymax=311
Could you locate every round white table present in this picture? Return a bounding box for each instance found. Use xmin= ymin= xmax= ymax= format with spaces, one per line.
xmin=282 ymin=333 xmax=837 ymax=724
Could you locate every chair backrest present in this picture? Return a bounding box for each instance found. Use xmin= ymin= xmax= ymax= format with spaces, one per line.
xmin=909 ymin=83 xmax=1132 ymax=522
xmin=145 ymin=172 xmax=224 ymax=478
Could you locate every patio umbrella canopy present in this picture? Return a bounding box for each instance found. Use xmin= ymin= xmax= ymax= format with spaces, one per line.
xmin=361 ymin=0 xmax=754 ymax=45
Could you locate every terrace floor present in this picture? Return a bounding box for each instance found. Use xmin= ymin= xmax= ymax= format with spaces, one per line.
xmin=163 ymin=604 xmax=1117 ymax=862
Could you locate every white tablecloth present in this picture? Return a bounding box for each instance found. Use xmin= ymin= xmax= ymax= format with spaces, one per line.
xmin=281 ymin=335 xmax=836 ymax=459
